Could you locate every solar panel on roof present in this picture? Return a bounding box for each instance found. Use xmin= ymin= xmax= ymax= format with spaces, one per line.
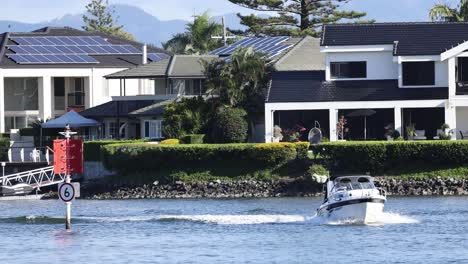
xmin=147 ymin=53 xmax=170 ymax=62
xmin=209 ymin=36 xmax=292 ymax=60
xmin=11 ymin=36 xmax=111 ymax=46
xmin=7 ymin=54 xmax=99 ymax=64
xmin=7 ymin=45 xmax=140 ymax=55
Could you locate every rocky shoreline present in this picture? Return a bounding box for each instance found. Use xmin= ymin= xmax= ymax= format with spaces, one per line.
xmin=73 ymin=177 xmax=468 ymax=199
xmin=81 ymin=179 xmax=322 ymax=199
xmin=375 ymin=177 xmax=468 ymax=196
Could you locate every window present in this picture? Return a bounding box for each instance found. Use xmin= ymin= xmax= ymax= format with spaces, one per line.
xmin=144 ymin=120 xmax=162 ymax=139
xmin=169 ymin=79 xmax=203 ymax=96
xmin=69 ymin=78 xmax=85 ymax=107
xmin=108 ymin=122 xmax=126 ymax=139
xmin=330 ymin=61 xmax=367 ymax=79
xmin=5 ymin=115 xmax=37 ymax=132
xmin=402 ymin=61 xmax=435 ymax=86
xmin=4 ymin=78 xmax=39 ymax=111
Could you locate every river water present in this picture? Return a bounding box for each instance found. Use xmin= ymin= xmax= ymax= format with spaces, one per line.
xmin=0 ymin=197 xmax=466 ymax=264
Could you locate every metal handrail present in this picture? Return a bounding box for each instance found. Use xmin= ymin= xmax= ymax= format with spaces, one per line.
xmin=0 ymin=166 xmax=65 ymax=189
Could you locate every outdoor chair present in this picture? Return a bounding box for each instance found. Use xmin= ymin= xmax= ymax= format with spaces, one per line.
xmin=414 ymin=130 xmax=427 ymax=140
xmin=433 ymin=129 xmax=443 ymax=140
xmin=460 ymin=131 xmax=468 ymax=139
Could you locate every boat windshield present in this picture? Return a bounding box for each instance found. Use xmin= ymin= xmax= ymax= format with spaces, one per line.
xmin=333 ymin=177 xmax=375 ymax=191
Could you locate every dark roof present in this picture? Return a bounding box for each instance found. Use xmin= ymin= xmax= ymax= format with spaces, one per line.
xmin=267 ymin=71 xmax=448 ymax=103
xmin=80 ymin=100 xmax=160 ymax=118
xmin=105 ymin=55 xmax=220 ymax=79
xmin=129 ymin=100 xmax=173 ymax=116
xmin=106 ymin=58 xmax=171 ymax=79
xmin=0 ymin=27 xmax=170 ymax=68
xmin=321 ymin=22 xmax=468 ymax=56
xmin=273 ymin=36 xmax=324 ymax=71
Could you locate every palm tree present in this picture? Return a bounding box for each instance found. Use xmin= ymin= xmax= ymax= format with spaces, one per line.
xmin=163 ymin=12 xmax=224 ymax=54
xmin=430 ymin=0 xmax=468 ymax=21
xmin=202 ymin=47 xmax=270 ymax=140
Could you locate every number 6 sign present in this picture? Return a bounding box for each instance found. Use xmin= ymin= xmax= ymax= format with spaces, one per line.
xmin=59 ymin=183 xmax=75 ymax=202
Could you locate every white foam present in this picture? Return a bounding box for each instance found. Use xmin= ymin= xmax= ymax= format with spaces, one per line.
xmin=77 ymin=212 xmax=418 ymax=226
xmin=323 ymin=212 xmax=419 ymax=226
xmin=79 ymin=214 xmax=310 ymax=225
xmin=157 ymin=214 xmax=309 ymax=225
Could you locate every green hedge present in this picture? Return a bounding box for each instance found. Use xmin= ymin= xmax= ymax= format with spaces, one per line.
xmin=84 ymin=140 xmax=144 ymax=161
xmin=180 ymin=134 xmax=205 ymax=144
xmin=310 ymin=141 xmax=468 ymax=174
xmin=101 ymin=142 xmax=308 ymax=173
xmin=0 ymin=137 xmax=10 ymax=161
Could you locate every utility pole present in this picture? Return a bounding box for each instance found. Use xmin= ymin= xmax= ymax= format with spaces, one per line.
xmin=211 ymin=17 xmax=236 ymax=46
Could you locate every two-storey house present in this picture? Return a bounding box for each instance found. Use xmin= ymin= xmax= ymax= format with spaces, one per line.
xmin=0 ymin=26 xmax=170 ymax=135
xmin=265 ymin=22 xmax=468 ymax=142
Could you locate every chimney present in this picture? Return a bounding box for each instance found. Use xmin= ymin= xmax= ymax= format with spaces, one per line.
xmin=142 ymin=44 xmax=148 ymax=64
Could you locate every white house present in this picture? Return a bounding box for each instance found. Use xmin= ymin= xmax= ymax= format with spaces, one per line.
xmin=0 ymin=27 xmax=170 ymax=134
xmin=265 ymin=22 xmax=468 ymax=142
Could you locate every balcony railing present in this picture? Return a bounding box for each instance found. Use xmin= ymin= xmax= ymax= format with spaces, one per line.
xmin=67 ymin=92 xmax=85 ymax=107
xmin=456 ymin=81 xmax=468 ymax=95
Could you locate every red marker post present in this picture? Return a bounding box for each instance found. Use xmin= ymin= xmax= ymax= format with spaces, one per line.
xmin=54 ymin=125 xmax=83 ymax=230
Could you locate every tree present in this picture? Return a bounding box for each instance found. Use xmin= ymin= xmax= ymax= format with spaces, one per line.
xmin=430 ymin=0 xmax=468 ymax=22
xmin=211 ymin=107 xmax=249 ymax=143
xmin=82 ymin=0 xmax=135 ymax=41
xmin=163 ymin=12 xmax=224 ymax=54
xmin=202 ymin=47 xmax=270 ymax=140
xmin=162 ymin=97 xmax=210 ymax=139
xmin=228 ymin=0 xmax=370 ymax=37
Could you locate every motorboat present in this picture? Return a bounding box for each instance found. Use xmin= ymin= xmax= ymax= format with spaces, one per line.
xmin=317 ymin=176 xmax=386 ymax=224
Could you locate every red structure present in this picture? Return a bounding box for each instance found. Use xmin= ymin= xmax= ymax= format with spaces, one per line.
xmin=53 ymin=139 xmax=83 ymax=175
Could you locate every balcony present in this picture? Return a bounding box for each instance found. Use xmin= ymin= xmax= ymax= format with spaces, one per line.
xmin=456 ymin=81 xmax=468 ymax=95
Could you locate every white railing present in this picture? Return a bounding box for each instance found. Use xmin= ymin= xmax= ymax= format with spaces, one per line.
xmin=0 ymin=166 xmax=65 ymax=189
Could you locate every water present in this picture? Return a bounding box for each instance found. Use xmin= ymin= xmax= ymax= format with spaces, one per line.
xmin=0 ymin=197 xmax=467 ymax=264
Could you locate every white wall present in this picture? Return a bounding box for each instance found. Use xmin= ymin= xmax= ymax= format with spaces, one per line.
xmin=456 ymin=107 xmax=468 ymax=139
xmin=326 ymin=51 xmax=398 ymax=80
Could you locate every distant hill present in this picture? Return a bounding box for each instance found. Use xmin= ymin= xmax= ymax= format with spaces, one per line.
xmin=0 ymin=4 xmax=245 ymax=47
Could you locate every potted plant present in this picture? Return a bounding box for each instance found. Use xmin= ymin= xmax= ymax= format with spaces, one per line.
xmin=272 ymin=125 xmax=283 ymax=142
xmin=438 ymin=123 xmax=453 ymax=140
xmin=391 ymin=130 xmax=401 ymax=141
xmin=406 ymin=124 xmax=416 ymax=140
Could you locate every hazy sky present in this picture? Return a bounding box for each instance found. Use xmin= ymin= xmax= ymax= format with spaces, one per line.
xmin=0 ymin=0 xmax=461 ymax=23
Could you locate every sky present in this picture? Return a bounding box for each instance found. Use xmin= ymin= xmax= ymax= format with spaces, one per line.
xmin=0 ymin=0 xmax=461 ymax=23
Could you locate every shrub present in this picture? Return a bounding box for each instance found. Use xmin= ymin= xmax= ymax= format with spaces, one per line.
xmin=101 ymin=142 xmax=305 ymax=174
xmin=391 ymin=130 xmax=401 ymax=140
xmin=160 ymin=139 xmax=180 ymax=145
xmin=307 ymin=164 xmax=329 ymax=177
xmin=249 ymin=143 xmax=297 ymax=165
xmin=162 ymin=97 xmax=210 ymax=139
xmin=0 ymin=137 xmax=10 ymax=161
xmin=84 ymin=140 xmax=144 ymax=161
xmin=211 ymin=107 xmax=248 ymax=143
xmin=294 ymin=142 xmax=310 ymax=160
xmin=307 ymin=164 xmax=329 ymax=184
xmin=311 ymin=141 xmax=468 ymax=174
xmin=180 ymin=134 xmax=205 ymax=144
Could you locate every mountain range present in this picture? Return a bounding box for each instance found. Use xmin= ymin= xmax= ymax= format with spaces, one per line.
xmin=0 ymin=4 xmax=245 ymax=46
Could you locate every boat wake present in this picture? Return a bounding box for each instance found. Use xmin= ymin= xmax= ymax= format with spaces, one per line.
xmin=324 ymin=212 xmax=419 ymax=226
xmin=0 ymin=212 xmax=418 ymax=226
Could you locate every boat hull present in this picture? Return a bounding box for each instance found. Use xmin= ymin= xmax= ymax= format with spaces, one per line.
xmin=318 ymin=198 xmax=385 ymax=224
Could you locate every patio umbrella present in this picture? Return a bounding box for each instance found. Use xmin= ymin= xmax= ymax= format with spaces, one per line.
xmin=347 ymin=109 xmax=377 ymax=140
